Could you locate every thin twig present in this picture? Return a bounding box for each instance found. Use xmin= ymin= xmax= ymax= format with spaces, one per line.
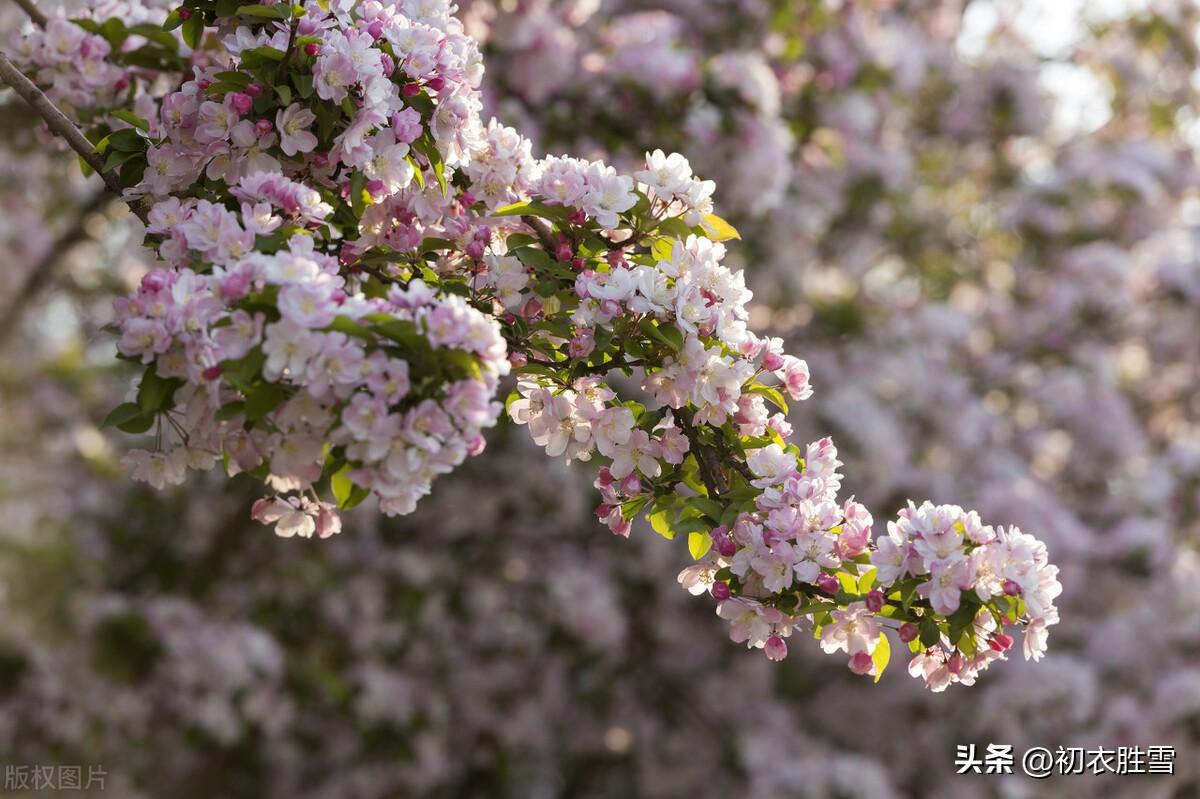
xmin=10 ymin=0 xmax=47 ymax=28
xmin=521 ymin=214 xmax=559 ymax=252
xmin=0 ymin=191 xmax=112 ymax=340
xmin=0 ymin=50 xmax=120 ymax=193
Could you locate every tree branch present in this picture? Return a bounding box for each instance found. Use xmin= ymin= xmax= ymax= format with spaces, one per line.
xmin=0 ymin=49 xmax=121 ymax=194
xmin=10 ymin=0 xmax=47 ymax=29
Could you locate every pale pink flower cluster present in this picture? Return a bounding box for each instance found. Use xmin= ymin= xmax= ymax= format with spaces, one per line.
xmin=874 ymin=501 xmax=1063 ymax=690
xmin=8 ymin=3 xmax=165 ymax=113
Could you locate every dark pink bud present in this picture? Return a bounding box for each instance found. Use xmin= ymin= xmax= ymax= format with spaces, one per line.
xmin=898 ymin=622 xmax=919 ymax=643
xmin=380 ymin=54 xmax=395 ymax=76
xmin=568 ymin=208 xmax=587 ymax=225
xmin=816 ymin=572 xmax=839 ymax=595
xmin=244 ymin=83 xmax=263 ymax=98
xmin=596 ymin=466 xmax=614 ymax=487
xmin=715 ymin=531 xmax=736 ymax=558
xmin=228 ymin=92 xmax=253 ymax=115
xmin=989 ymin=632 xmax=1014 ymax=652
xmin=465 ymin=239 xmax=485 ymax=260
xmin=196 ymin=78 xmax=211 ymax=90
xmin=140 ymin=270 xmax=170 ymax=292
xmin=304 ymin=42 xmax=320 ymax=57
xmin=254 ymin=119 xmax=274 ymax=136
xmin=1003 ymin=579 xmax=1021 ymax=596
xmin=555 ymin=239 xmax=573 ymax=262
xmin=947 ymin=652 xmax=964 ymax=675
xmin=338 ymin=243 xmax=358 ymax=267
xmin=201 ymin=365 xmax=222 ymax=381
xmin=865 ymin=589 xmax=885 ymax=613
xmin=570 ymin=257 xmax=586 ymax=271
xmin=113 ymin=74 xmax=130 ymax=92
xmin=425 ymin=75 xmax=445 ymax=92
xmin=605 ymin=249 xmax=625 ymax=267
xmin=466 ymin=434 xmax=486 ymax=456
xmin=366 ymin=20 xmax=384 ymax=39
xmin=331 ymin=289 xmax=346 ymax=305
xmin=848 ymin=652 xmax=874 ymax=675
xmin=402 ymin=82 xmax=421 ymax=97
xmin=459 ymin=191 xmax=476 ymax=207
xmin=764 ymin=634 xmax=788 ymax=661
xmin=599 ymin=299 xmax=622 ymax=317
xmin=711 ymin=581 xmax=731 ymax=600
xmin=594 ymin=503 xmax=612 ymax=519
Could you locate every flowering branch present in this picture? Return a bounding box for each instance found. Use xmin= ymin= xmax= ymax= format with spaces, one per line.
xmin=0 ymin=50 xmax=119 ymax=193
xmin=7 ymin=0 xmax=1061 ymax=691
xmin=9 ymin=0 xmax=47 ymax=28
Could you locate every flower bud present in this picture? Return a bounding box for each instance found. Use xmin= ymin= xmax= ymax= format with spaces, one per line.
xmin=1003 ymin=579 xmax=1021 ymax=596
xmin=865 ymin=589 xmax=885 ymax=613
xmin=338 ymin=243 xmax=358 ymax=267
xmin=244 ymin=83 xmax=263 ymax=98
xmin=988 ymin=632 xmax=1014 ymax=652
xmin=315 ymin=507 xmax=342 ymax=539
xmin=898 ymin=622 xmax=919 ymax=643
xmin=568 ymin=208 xmax=587 ymax=225
xmin=228 ymin=92 xmax=253 ymax=115
xmin=402 ymin=81 xmax=421 ymax=97
xmin=380 ymin=54 xmax=395 ymax=76
xmin=555 ymin=239 xmax=573 ymax=262
xmin=762 ymin=351 xmax=784 ymax=372
xmin=426 ymin=76 xmax=445 ymax=92
xmin=848 ymin=652 xmax=874 ymax=675
xmin=947 ymin=652 xmax=964 ymax=675
xmin=304 ymin=42 xmax=320 ymax=57
xmin=596 ymin=466 xmax=614 ymax=487
xmin=816 ymin=572 xmax=839 ymax=595
xmin=201 ymin=365 xmax=222 ymax=381
xmin=466 ymin=434 xmax=486 ymax=457
xmin=764 ymin=634 xmax=788 ymax=661
xmin=254 ymin=119 xmax=274 ymax=136
xmin=711 ymin=581 xmax=731 ymax=600
xmin=366 ymin=19 xmax=384 ymax=39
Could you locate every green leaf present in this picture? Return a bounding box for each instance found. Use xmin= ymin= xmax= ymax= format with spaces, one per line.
xmin=327 ymin=315 xmax=373 ymax=340
xmin=111 ymin=110 xmax=149 ymax=131
xmin=492 ymin=200 xmax=570 ymax=220
xmin=871 ymin=633 xmax=890 ymax=682
xmin=701 ymin=213 xmax=740 ymax=241
xmin=244 ymin=382 xmax=289 ymax=422
xmin=137 ymin=367 xmax=182 ymax=414
xmin=107 ymin=128 xmax=147 ymax=153
xmin=858 ymin=568 xmax=877 ymax=593
xmin=688 ymin=496 xmax=724 ymax=523
xmin=126 ymin=23 xmax=181 ymax=52
xmin=236 ymin=4 xmax=288 ymax=18
xmin=512 ymin=246 xmax=555 ymax=273
xmin=350 ymin=170 xmax=367 ymax=216
xmin=162 ymin=9 xmax=184 ymax=31
xmin=688 ymin=531 xmax=713 ymax=560
xmin=102 ymin=402 xmax=145 ymax=429
xmin=656 ymin=322 xmax=684 ymax=352
xmin=331 ymin=464 xmax=353 ymax=507
xmin=649 ymin=509 xmax=674 ymax=539
xmin=214 ymin=401 xmax=246 ymax=421
xmin=919 ymin=617 xmax=941 ymax=648
xmin=181 ymin=11 xmax=204 ymax=50
xmin=747 ymin=383 xmax=789 ymax=414
xmin=836 ymin=571 xmax=859 ymax=595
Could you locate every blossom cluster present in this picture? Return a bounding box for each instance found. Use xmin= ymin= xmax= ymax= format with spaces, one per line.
xmin=11 ymin=0 xmax=1062 ymax=687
